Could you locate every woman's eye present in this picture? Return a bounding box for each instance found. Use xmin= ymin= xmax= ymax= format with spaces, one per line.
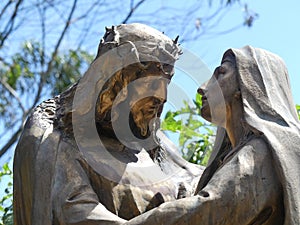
xmin=215 ymin=66 xmax=226 ymax=79
xmin=218 ymin=66 xmax=226 ymax=74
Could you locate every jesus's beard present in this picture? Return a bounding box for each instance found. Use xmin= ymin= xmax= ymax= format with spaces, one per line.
xmin=131 ymin=97 xmax=164 ymax=138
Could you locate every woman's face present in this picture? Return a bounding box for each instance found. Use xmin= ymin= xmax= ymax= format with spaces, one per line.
xmin=198 ymin=53 xmax=239 ymax=127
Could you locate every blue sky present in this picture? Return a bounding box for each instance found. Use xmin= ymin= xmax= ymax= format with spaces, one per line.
xmin=184 ymin=0 xmax=300 ymax=104
xmin=160 ymin=0 xmax=300 ymax=133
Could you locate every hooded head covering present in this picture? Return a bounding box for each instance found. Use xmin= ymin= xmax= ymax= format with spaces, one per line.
xmin=70 ymin=23 xmax=181 ymax=183
xmin=95 ymin=23 xmax=180 ymax=65
xmin=72 ymin=23 xmax=181 ymax=118
xmin=93 ymin=24 xmax=181 ymax=138
xmin=199 ymin=46 xmax=300 ymax=224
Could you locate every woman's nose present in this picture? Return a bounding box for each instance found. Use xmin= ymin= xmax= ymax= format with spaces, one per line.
xmin=198 ymin=80 xmax=209 ymax=95
xmin=197 ymin=87 xmax=205 ymax=95
xmin=197 ymin=80 xmax=210 ymax=96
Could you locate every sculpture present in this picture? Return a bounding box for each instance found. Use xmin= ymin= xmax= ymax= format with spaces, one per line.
xmin=13 ymin=23 xmax=204 ymax=225
xmin=127 ymin=46 xmax=300 ymax=224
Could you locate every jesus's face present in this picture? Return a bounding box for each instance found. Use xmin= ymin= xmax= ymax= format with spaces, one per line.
xmin=127 ymin=62 xmax=173 ymax=137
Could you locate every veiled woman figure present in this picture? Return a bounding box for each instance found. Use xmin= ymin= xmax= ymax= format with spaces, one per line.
xmin=196 ymin=45 xmax=300 ymax=225
xmin=128 ymin=46 xmax=300 ymax=225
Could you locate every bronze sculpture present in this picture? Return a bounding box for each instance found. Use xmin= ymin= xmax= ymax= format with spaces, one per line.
xmin=13 ymin=22 xmax=300 ymax=224
xmin=13 ymin=23 xmax=203 ymax=225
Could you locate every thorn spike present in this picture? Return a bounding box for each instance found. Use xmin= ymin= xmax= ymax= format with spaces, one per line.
xmin=173 ymin=35 xmax=179 ymax=44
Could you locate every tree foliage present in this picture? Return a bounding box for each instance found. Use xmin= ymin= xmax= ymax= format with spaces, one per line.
xmin=296 ymin=105 xmax=300 ymax=120
xmin=0 ymin=42 xmax=93 ymax=158
xmin=0 ymin=163 xmax=13 ymax=225
xmin=162 ymin=102 xmax=300 ymax=167
xmin=162 ymin=94 xmax=214 ymax=165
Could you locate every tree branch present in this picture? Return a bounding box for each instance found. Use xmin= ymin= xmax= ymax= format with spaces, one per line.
xmin=31 ymin=0 xmax=78 ymax=108
xmin=0 ymin=0 xmax=13 ymax=20
xmin=122 ymin=0 xmax=146 ymax=24
xmin=0 ymin=0 xmax=23 ymax=48
xmin=0 ymin=0 xmax=79 ymax=159
xmin=37 ymin=2 xmax=46 ymax=69
xmin=0 ymin=125 xmax=22 ymax=158
xmin=0 ymin=78 xmax=26 ymax=114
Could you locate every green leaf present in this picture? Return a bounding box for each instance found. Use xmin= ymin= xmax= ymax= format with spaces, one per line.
xmin=185 ymin=119 xmax=203 ymax=130
xmin=6 ymin=63 xmax=21 ymax=89
xmin=183 ymin=126 xmax=202 ymax=138
xmin=0 ymin=163 xmax=12 ymax=177
xmin=161 ymin=118 xmax=182 ymax=132
xmin=296 ymin=104 xmax=300 ymax=120
xmin=162 ymin=95 xmax=215 ymax=165
xmin=161 ymin=111 xmax=183 ymax=132
xmin=0 ymin=163 xmax=13 ymax=225
xmin=194 ymin=93 xmax=202 ymax=109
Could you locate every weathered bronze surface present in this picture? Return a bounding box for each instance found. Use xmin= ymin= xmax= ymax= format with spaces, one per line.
xmin=14 ymin=24 xmax=300 ymax=224
xmin=128 ymin=46 xmax=300 ymax=225
xmin=13 ymin=23 xmax=203 ymax=225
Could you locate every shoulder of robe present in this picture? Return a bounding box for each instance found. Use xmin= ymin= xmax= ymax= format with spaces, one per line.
xmin=229 ymin=136 xmax=272 ymax=168
xmin=246 ymin=136 xmax=270 ymax=156
xmin=20 ymin=97 xmax=59 ymax=141
xmin=15 ymin=95 xmax=67 ymax=158
xmin=223 ymin=136 xmax=271 ymax=168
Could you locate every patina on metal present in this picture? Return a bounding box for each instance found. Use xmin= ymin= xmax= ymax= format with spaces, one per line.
xmin=13 ymin=23 xmax=203 ymax=225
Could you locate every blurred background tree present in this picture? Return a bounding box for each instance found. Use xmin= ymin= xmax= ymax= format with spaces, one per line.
xmin=0 ymin=0 xmax=259 ymax=223
xmin=161 ymin=93 xmax=215 ymax=166
xmin=0 ymin=163 xmax=12 ymax=225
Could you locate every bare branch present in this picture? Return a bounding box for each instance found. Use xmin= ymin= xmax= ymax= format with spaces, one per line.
xmin=37 ymin=2 xmax=46 ymax=68
xmin=31 ymin=0 xmax=78 ymax=108
xmin=73 ymin=1 xmax=103 ymax=48
xmin=0 ymin=78 xmax=26 ymax=114
xmin=0 ymin=0 xmax=24 ymax=48
xmin=51 ymin=0 xmax=78 ymax=67
xmin=0 ymin=56 xmax=10 ymax=66
xmin=0 ymin=125 xmax=22 ymax=158
xmin=0 ymin=0 xmax=13 ymax=20
xmin=0 ymin=0 xmax=79 ymax=158
xmin=122 ymin=0 xmax=146 ymax=24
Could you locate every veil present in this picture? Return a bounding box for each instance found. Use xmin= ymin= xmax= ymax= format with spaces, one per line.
xmin=197 ymin=46 xmax=300 ymax=225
